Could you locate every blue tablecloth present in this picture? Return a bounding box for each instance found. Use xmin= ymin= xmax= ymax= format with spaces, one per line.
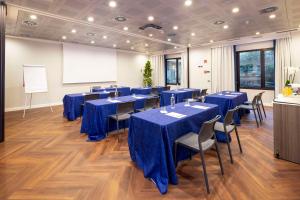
xmin=129 ymin=102 xmax=220 ymax=194
xmin=92 ymin=87 xmax=131 ymax=96
xmin=63 ymin=92 xmax=110 ymax=121
xmin=131 ymin=87 xmax=152 ymax=95
xmin=80 ymin=95 xmax=150 ymax=141
xmin=160 ymin=89 xmax=200 ymax=106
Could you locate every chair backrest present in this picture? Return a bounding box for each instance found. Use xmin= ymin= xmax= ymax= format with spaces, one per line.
xmin=151 ymin=87 xmax=159 ymax=96
xmin=257 ymin=92 xmax=264 ymax=102
xmin=144 ymin=97 xmax=159 ymax=110
xmin=84 ymin=93 xmax=99 ymax=102
xmin=200 ymin=89 xmax=208 ymax=96
xmin=251 ymin=95 xmax=259 ymax=106
xmin=109 ymin=91 xmax=121 ymax=98
xmin=224 ymin=106 xmax=239 ymax=126
xmin=198 ymin=115 xmax=221 ymax=145
xmin=165 ymin=86 xmax=171 ymax=91
xmin=192 ymin=90 xmax=200 ymax=99
xmin=110 ymin=85 xmax=118 ymax=88
xmin=116 ymin=101 xmax=135 ymax=115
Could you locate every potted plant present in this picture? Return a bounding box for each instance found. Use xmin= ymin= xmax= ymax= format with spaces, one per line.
xmin=143 ymin=60 xmax=152 ymax=87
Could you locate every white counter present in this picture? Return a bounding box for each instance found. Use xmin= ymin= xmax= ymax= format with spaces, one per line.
xmin=274 ymin=94 xmax=300 ymax=105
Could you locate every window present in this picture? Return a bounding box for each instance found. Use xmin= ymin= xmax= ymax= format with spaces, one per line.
xmin=166 ymin=58 xmax=181 ymax=85
xmin=236 ymin=49 xmax=275 ymax=90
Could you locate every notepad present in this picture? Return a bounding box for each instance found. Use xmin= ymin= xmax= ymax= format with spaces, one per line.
xmin=133 ymin=96 xmax=144 ymax=99
xmin=217 ymin=93 xmax=224 ymax=96
xmin=191 ymin=105 xmax=210 ymax=110
xmin=231 ymin=92 xmax=242 ymax=95
xmin=166 ymin=112 xmax=187 ymax=119
xmin=224 ymin=94 xmax=237 ymax=97
xmin=107 ymin=99 xmax=121 ymax=103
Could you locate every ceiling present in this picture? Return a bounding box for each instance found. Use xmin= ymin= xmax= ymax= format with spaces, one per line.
xmin=5 ymin=0 xmax=300 ymax=53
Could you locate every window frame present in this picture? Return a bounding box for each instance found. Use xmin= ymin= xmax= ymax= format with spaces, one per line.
xmin=165 ymin=57 xmax=181 ymax=85
xmin=236 ymin=48 xmax=275 ymax=90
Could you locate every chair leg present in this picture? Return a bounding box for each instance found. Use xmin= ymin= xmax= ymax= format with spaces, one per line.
xmin=106 ymin=118 xmax=109 ymax=137
xmin=174 ymin=143 xmax=178 ymax=168
xmin=235 ymin=127 xmax=243 ymax=154
xmin=253 ymin=109 xmax=259 ymax=128
xmin=199 ymin=150 xmax=210 ymax=194
xmin=257 ymin=106 xmax=263 ymax=123
xmin=260 ymin=101 xmax=267 ymax=118
xmin=116 ymin=120 xmax=120 ymax=142
xmin=215 ymin=142 xmax=224 ymax=175
xmin=226 ymin=134 xmax=234 ymax=164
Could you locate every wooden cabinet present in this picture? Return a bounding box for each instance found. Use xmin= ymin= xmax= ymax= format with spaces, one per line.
xmin=274 ymin=102 xmax=300 ymax=164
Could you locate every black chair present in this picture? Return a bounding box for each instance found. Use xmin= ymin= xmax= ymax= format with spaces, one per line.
xmin=81 ymin=93 xmax=99 ymax=115
xmin=239 ymin=95 xmax=261 ymax=127
xmin=109 ymin=91 xmax=121 ymax=98
xmin=214 ymin=106 xmax=243 ymax=164
xmin=107 ymin=101 xmax=135 ymax=141
xmin=151 ymin=87 xmax=159 ymax=97
xmin=174 ymin=115 xmax=224 ymax=194
xmin=165 ymin=86 xmax=171 ymax=91
xmin=244 ymin=92 xmax=266 ymax=118
xmin=198 ymin=89 xmax=208 ymax=102
xmin=136 ymin=97 xmax=159 ymax=112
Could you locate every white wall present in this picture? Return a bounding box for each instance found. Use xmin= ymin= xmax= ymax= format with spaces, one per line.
xmin=5 ymin=37 xmax=147 ymax=111
xmin=291 ymin=31 xmax=300 ymax=83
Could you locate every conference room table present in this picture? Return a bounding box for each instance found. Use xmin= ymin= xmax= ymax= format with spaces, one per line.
xmin=63 ymin=92 xmax=110 ymax=121
xmin=92 ymin=86 xmax=131 ymax=96
xmin=128 ymin=102 xmax=220 ymax=194
xmin=80 ymin=95 xmax=150 ymax=141
xmin=130 ymin=86 xmax=166 ymax=95
xmin=160 ymin=88 xmax=201 ymax=106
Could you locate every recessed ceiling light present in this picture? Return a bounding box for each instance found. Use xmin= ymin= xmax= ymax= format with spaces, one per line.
xmin=87 ymin=16 xmax=94 ymax=22
xmin=223 ymin=25 xmax=229 ymax=29
xmin=167 ymin=38 xmax=172 ymax=42
xmin=232 ymin=7 xmax=239 ymax=13
xmin=71 ymin=29 xmax=77 ymax=33
xmin=131 ymin=46 xmax=134 ymax=50
xmin=191 ymin=32 xmax=195 ymax=36
xmin=91 ymin=40 xmax=95 ymax=44
xmin=145 ymin=43 xmax=149 ymax=47
xmin=174 ymin=46 xmax=177 ymax=49
xmin=245 ymin=20 xmax=250 ymax=25
xmin=148 ymin=16 xmax=154 ymax=21
xmin=115 ymin=16 xmax=127 ymax=22
xmin=210 ymin=40 xmax=214 ymax=43
xmin=149 ymin=34 xmax=153 ymax=37
xmin=113 ymin=44 xmax=117 ymax=48
xmin=86 ymin=32 xmax=96 ymax=37
xmin=188 ymin=43 xmax=191 ymax=47
xmin=62 ymin=36 xmax=67 ymax=40
xmin=126 ymin=40 xmax=130 ymax=43
xmin=123 ymin=26 xmax=128 ymax=31
xmin=256 ymin=32 xmax=260 ymax=35
xmin=102 ymin=35 xmax=107 ymax=39
xmin=173 ymin=26 xmax=178 ymax=30
xmin=299 ymin=24 xmax=300 ymax=28
xmin=109 ymin=1 xmax=117 ymax=8
xmin=269 ymin=14 xmax=276 ymax=19
xmin=184 ymin=0 xmax=192 ymax=7
xmin=30 ymin=15 xmax=37 ymax=20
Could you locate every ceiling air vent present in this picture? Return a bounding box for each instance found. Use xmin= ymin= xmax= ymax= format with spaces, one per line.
xmin=22 ymin=20 xmax=38 ymax=27
xmin=139 ymin=24 xmax=162 ymax=30
xmin=114 ymin=16 xmax=127 ymax=22
xmin=259 ymin=6 xmax=278 ymax=14
xmin=276 ymin=29 xmax=298 ymax=33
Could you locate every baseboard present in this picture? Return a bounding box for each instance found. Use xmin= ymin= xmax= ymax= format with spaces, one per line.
xmin=5 ymin=102 xmax=63 ymax=112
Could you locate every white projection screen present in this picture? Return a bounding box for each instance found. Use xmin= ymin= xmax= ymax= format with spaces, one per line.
xmin=63 ymin=43 xmax=117 ymax=83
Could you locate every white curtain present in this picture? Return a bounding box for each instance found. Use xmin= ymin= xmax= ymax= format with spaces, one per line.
xmin=211 ymin=45 xmax=235 ymax=92
xmin=181 ymin=51 xmax=188 ymax=88
xmin=275 ymin=37 xmax=293 ymax=95
xmin=150 ymin=55 xmax=165 ymax=86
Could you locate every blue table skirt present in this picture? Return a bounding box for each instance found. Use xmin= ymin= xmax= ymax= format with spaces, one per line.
xmin=204 ymin=91 xmax=248 ymax=142
xmin=160 ymin=89 xmax=200 ymax=106
xmin=92 ymin=87 xmax=131 ymax=96
xmin=80 ymin=95 xmax=150 ymax=141
xmin=131 ymin=87 xmax=152 ymax=95
xmin=128 ymin=102 xmax=220 ymax=194
xmin=63 ymin=92 xmax=110 ymax=121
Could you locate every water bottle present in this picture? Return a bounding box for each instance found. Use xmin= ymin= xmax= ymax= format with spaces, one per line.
xmin=115 ymin=88 xmax=118 ymax=97
xmin=171 ymin=94 xmax=175 ymax=109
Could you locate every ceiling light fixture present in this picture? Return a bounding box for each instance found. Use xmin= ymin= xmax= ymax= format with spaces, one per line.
xmin=30 ymin=15 xmax=37 ymax=20
xmin=232 ymin=7 xmax=239 ymax=13
xmin=256 ymin=32 xmax=260 ymax=35
xmin=269 ymin=14 xmax=276 ymax=19
xmin=188 ymin=43 xmax=191 ymax=47
xmin=123 ymin=26 xmax=128 ymax=31
xmin=113 ymin=44 xmax=117 ymax=48
xmin=126 ymin=40 xmax=130 ymax=43
xmin=214 ymin=20 xmax=225 ymax=25
xmin=109 ymin=1 xmax=117 ymax=8
xmin=102 ymin=35 xmax=107 ymax=39
xmin=191 ymin=32 xmax=195 ymax=36
xmin=91 ymin=40 xmax=95 ymax=44
xmin=210 ymin=40 xmax=214 ymax=43
xmin=174 ymin=46 xmax=177 ymax=49
xmin=223 ymin=25 xmax=229 ymax=29
xmin=149 ymin=34 xmax=153 ymax=37
xmin=115 ymin=16 xmax=127 ymax=22
xmin=148 ymin=16 xmax=154 ymax=21
xmin=184 ymin=0 xmax=192 ymax=7
xmin=131 ymin=46 xmax=134 ymax=50
xmin=145 ymin=43 xmax=149 ymax=47
xmin=62 ymin=36 xmax=67 ymax=40
xmin=167 ymin=38 xmax=171 ymax=42
xmin=173 ymin=26 xmax=178 ymax=30
xmin=87 ymin=16 xmax=94 ymax=22
xmin=71 ymin=29 xmax=77 ymax=33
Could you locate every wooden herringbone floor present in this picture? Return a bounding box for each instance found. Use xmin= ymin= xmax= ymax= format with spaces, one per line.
xmin=1 ymin=106 xmax=300 ymax=200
